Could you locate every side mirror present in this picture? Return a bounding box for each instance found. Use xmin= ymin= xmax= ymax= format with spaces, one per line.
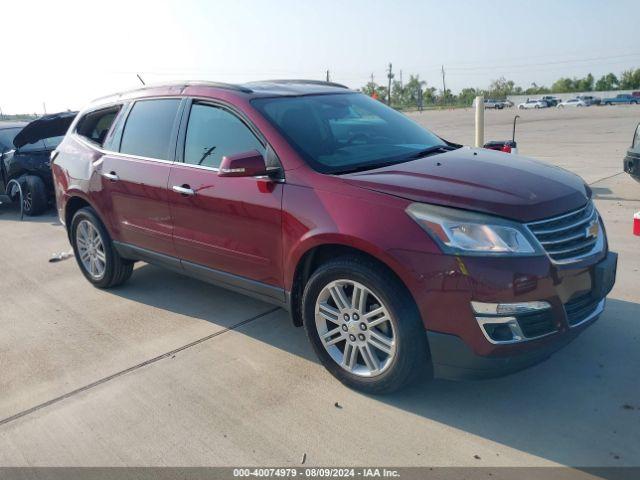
xmin=218 ymin=150 xmax=268 ymax=178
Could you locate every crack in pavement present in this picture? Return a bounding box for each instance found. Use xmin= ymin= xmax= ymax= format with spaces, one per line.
xmin=0 ymin=307 xmax=281 ymax=428
xmin=588 ymin=171 xmax=624 ymax=186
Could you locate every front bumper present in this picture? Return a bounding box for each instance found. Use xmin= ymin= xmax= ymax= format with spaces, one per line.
xmin=423 ymin=251 xmax=617 ymax=380
xmin=428 ymin=298 xmax=605 ymax=380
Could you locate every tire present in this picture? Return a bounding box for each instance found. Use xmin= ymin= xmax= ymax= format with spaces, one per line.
xmin=70 ymin=207 xmax=133 ymax=289
xmin=632 ymin=101 xmax=638 ymax=105
xmin=518 ymin=105 xmax=524 ymax=110
xmin=302 ymin=255 xmax=430 ymax=394
xmin=20 ymin=175 xmax=48 ymax=216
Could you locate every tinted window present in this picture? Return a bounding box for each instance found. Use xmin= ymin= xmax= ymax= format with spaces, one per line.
xmin=634 ymin=124 xmax=640 ymax=149
xmin=184 ymin=103 xmax=264 ymax=169
xmin=120 ymin=99 xmax=180 ymax=160
xmin=0 ymin=127 xmax=22 ymax=152
xmin=252 ymin=93 xmax=447 ymax=174
xmin=76 ymin=106 xmax=121 ymax=146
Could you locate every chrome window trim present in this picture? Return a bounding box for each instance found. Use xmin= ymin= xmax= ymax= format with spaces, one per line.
xmin=72 ymin=134 xmax=175 ymax=165
xmin=72 ymin=94 xmax=285 ymax=178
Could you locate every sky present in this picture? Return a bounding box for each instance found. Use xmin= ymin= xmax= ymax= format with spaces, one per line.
xmin=2 ymin=0 xmax=638 ymax=114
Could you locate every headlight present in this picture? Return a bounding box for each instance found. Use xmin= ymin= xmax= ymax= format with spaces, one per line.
xmin=406 ymin=203 xmax=541 ymax=256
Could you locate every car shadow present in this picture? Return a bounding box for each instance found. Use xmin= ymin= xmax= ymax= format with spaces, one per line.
xmin=111 ymin=263 xmax=640 ymax=467
xmin=0 ymin=202 xmax=59 ymax=225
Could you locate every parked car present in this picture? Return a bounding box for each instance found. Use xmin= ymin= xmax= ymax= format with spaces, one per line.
xmin=518 ymin=99 xmax=547 ymax=109
xmin=624 ymin=122 xmax=640 ymax=183
xmin=484 ymin=99 xmax=504 ymax=109
xmin=632 ymin=91 xmax=640 ymax=98
xmin=541 ymin=96 xmax=560 ymax=107
xmin=557 ymin=98 xmax=587 ymax=108
xmin=52 ymin=80 xmax=617 ymax=393
xmin=502 ymin=99 xmax=514 ymax=108
xmin=0 ymin=112 xmax=76 ymax=215
xmin=602 ymin=94 xmax=639 ymax=105
xmin=577 ymin=95 xmax=601 ymax=106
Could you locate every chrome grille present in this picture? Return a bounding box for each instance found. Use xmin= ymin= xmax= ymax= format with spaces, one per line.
xmin=527 ymin=202 xmax=601 ymax=263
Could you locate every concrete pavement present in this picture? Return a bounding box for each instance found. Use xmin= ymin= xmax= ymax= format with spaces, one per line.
xmin=0 ymin=106 xmax=638 ymax=467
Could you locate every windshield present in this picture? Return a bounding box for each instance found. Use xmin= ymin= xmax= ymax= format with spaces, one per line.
xmin=0 ymin=127 xmax=22 ymax=153
xmin=252 ymin=93 xmax=448 ymax=174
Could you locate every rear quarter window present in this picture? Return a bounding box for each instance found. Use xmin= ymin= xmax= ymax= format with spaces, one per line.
xmin=76 ymin=106 xmax=122 ymax=146
xmin=119 ymin=99 xmax=181 ymax=160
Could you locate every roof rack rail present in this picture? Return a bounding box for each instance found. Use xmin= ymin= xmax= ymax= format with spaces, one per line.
xmin=92 ymin=80 xmax=253 ymax=102
xmin=248 ymin=79 xmax=349 ymax=89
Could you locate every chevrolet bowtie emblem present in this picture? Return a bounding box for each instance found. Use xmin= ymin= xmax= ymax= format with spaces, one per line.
xmin=586 ymin=220 xmax=599 ymax=239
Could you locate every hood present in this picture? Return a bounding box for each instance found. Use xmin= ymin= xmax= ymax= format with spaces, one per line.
xmin=342 ymin=147 xmax=590 ymax=223
xmin=13 ymin=111 xmax=77 ymax=149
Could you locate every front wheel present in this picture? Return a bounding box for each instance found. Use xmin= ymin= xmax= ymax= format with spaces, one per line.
xmin=302 ymin=256 xmax=429 ymax=393
xmin=70 ymin=207 xmax=133 ymax=288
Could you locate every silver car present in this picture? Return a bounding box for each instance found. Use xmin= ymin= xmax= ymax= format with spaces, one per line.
xmin=518 ymin=99 xmax=547 ymax=109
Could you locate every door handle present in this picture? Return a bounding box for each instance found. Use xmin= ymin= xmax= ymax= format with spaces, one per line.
xmin=103 ymin=171 xmax=119 ymax=181
xmin=172 ymin=185 xmax=195 ymax=196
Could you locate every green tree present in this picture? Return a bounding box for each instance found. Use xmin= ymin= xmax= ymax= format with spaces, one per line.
xmin=487 ymin=77 xmax=517 ymax=98
xmin=525 ymin=82 xmax=550 ymax=95
xmin=619 ymin=69 xmax=640 ymax=89
xmin=551 ymin=77 xmax=575 ymax=93
xmin=594 ymin=73 xmax=619 ymax=91
xmin=458 ymin=87 xmax=479 ymax=106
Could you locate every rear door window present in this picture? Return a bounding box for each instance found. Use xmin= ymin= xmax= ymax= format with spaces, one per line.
xmin=120 ymin=99 xmax=181 ymax=160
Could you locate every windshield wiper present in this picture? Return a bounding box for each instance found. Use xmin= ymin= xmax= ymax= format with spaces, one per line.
xmin=333 ymin=145 xmax=458 ymax=175
xmin=405 ymin=144 xmax=456 ymax=160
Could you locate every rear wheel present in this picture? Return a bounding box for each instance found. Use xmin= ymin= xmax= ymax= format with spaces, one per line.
xmin=20 ymin=175 xmax=47 ymax=216
xmin=302 ymin=256 xmax=429 ymax=393
xmin=70 ymin=207 xmax=133 ymax=288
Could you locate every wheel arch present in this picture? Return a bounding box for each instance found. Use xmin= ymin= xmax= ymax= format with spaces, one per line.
xmin=63 ymin=193 xmax=109 ymax=240
xmin=287 ymin=238 xmax=416 ymax=327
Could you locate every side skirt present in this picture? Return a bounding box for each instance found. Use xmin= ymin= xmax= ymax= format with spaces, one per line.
xmin=113 ymin=241 xmax=288 ymax=309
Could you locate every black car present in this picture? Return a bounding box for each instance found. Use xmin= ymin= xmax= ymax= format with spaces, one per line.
xmin=0 ymin=112 xmax=76 ymax=215
xmin=624 ymin=122 xmax=640 ymax=183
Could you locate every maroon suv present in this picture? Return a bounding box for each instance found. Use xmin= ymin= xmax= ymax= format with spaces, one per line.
xmin=52 ymin=80 xmax=617 ymax=393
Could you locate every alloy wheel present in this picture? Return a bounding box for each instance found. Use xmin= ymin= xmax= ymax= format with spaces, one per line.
xmin=23 ymin=191 xmax=32 ymax=212
xmin=76 ymin=220 xmax=107 ymax=280
xmin=315 ymin=279 xmax=396 ymax=377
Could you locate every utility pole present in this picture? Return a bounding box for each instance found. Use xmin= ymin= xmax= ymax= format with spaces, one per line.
xmin=326 ymin=70 xmax=330 ymax=82
xmin=370 ymin=73 xmax=375 ymax=85
xmin=387 ymin=63 xmax=394 ymax=106
xmin=399 ymin=70 xmax=403 ymax=88
xmin=43 ymin=103 xmax=47 ymax=115
xmin=0 ymin=106 xmax=3 ymax=120
xmin=441 ymin=65 xmax=447 ymax=104
xmin=475 ymin=95 xmax=485 ymax=147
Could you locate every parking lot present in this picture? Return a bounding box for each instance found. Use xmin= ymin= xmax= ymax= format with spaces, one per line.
xmin=0 ymin=105 xmax=638 ymax=467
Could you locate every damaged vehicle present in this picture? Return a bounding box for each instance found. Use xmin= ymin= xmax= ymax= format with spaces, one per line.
xmin=0 ymin=112 xmax=76 ymax=215
xmin=624 ymin=122 xmax=640 ymax=183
